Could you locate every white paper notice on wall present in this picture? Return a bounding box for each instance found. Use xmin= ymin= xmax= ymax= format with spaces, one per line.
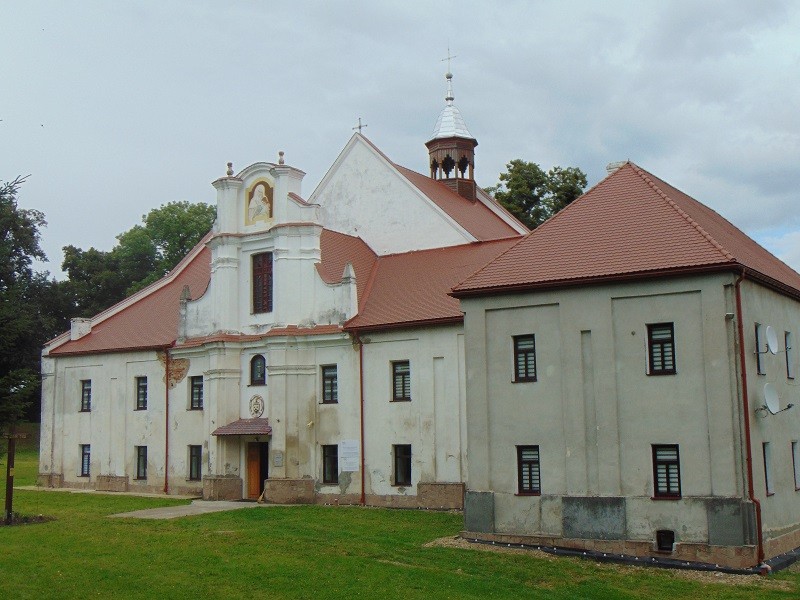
xmin=340 ymin=440 xmax=360 ymax=472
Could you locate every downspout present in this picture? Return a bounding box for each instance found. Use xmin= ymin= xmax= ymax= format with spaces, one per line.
xmin=734 ymin=270 xmax=765 ymax=565
xmin=357 ymin=333 xmax=366 ymax=505
xmin=164 ymin=346 xmax=171 ymax=495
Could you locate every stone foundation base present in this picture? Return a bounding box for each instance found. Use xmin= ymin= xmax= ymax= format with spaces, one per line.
xmin=37 ymin=473 xmax=64 ymax=488
xmin=96 ymin=475 xmax=129 ymax=492
xmin=418 ymin=482 xmax=464 ymax=509
xmin=462 ymin=530 xmax=760 ymax=570
xmin=203 ymin=475 xmax=243 ymax=500
xmin=265 ymin=478 xmax=315 ymax=504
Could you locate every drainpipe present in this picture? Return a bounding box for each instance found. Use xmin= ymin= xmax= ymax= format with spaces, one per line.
xmin=357 ymin=334 xmax=366 ymax=506
xmin=734 ymin=270 xmax=765 ymax=565
xmin=164 ymin=346 xmax=171 ymax=494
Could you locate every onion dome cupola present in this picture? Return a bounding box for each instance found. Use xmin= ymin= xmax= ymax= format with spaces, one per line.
xmin=425 ymin=69 xmax=479 ymax=201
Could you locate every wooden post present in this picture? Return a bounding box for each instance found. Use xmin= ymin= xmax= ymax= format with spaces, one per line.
xmin=4 ymin=424 xmax=16 ymax=525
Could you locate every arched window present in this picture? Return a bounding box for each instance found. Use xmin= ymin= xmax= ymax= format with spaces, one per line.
xmin=250 ymin=355 xmax=266 ymax=385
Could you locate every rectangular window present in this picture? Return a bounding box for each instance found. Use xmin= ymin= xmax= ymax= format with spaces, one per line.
xmin=136 ymin=446 xmax=147 ymax=480
xmin=135 ymin=376 xmax=148 ymax=410
xmin=80 ymin=380 xmax=92 ymax=412
xmin=763 ymin=442 xmax=773 ymax=495
xmin=513 ymin=335 xmax=537 ymax=382
xmin=80 ymin=444 xmax=91 ymax=476
xmin=190 ymin=376 xmax=203 ymax=410
xmin=755 ymin=323 xmax=765 ymax=375
xmin=652 ymin=444 xmax=681 ymax=498
xmin=647 ymin=323 xmax=676 ymax=375
xmin=252 ymin=252 xmax=273 ymax=313
xmin=517 ymin=445 xmax=541 ymax=495
xmin=189 ymin=445 xmax=202 ymax=481
xmin=321 ymin=365 xmax=338 ymax=404
xmin=392 ymin=361 xmax=411 ymax=401
xmin=786 ymin=332 xmax=794 ymax=379
xmin=393 ymin=444 xmax=412 ymax=486
xmin=792 ymin=442 xmax=800 ymax=490
xmin=322 ymin=444 xmax=339 ymax=484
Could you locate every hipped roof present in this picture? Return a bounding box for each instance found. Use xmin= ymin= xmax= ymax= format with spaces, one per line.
xmin=454 ymin=162 xmax=800 ymax=298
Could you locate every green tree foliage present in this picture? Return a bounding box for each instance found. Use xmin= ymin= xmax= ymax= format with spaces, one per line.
xmin=487 ymin=160 xmax=588 ymax=230
xmin=62 ymin=201 xmax=215 ymax=317
xmin=0 ymin=177 xmax=65 ymax=429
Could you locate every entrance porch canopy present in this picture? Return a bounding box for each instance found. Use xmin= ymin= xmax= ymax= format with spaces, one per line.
xmin=212 ymin=418 xmax=272 ymax=436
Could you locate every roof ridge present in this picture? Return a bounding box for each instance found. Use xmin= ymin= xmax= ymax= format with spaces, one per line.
xmin=630 ymin=164 xmax=735 ymax=263
xmin=358 ymin=259 xmax=381 ymax=313
xmin=377 ymin=235 xmax=521 ymax=259
xmin=452 ymin=234 xmax=529 ymax=292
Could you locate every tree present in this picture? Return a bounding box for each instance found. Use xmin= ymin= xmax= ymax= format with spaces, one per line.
xmin=487 ymin=160 xmax=588 ymax=230
xmin=62 ymin=201 xmax=215 ymax=317
xmin=0 ymin=177 xmax=49 ymax=433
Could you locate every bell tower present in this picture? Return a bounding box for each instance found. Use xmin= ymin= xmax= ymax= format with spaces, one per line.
xmin=425 ymin=66 xmax=478 ymax=201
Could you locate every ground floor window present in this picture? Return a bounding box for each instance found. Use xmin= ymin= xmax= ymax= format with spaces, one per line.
xmin=517 ymin=445 xmax=541 ymax=494
xmin=652 ymin=444 xmax=681 ymax=498
xmin=322 ymin=444 xmax=339 ymax=484
xmin=135 ymin=446 xmax=147 ymax=480
xmin=80 ymin=444 xmax=91 ymax=476
xmin=189 ymin=445 xmax=202 ymax=481
xmin=393 ymin=444 xmax=412 ymax=486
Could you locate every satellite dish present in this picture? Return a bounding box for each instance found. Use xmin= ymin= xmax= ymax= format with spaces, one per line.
xmin=766 ymin=326 xmax=779 ymax=355
xmin=764 ymin=383 xmax=780 ymax=414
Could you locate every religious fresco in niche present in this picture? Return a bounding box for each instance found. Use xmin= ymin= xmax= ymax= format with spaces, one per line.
xmin=245 ymin=180 xmax=274 ymax=225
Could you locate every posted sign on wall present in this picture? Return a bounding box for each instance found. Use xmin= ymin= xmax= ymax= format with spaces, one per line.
xmin=340 ymin=440 xmax=359 ymax=472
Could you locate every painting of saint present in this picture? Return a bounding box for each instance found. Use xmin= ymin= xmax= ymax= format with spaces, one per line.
xmin=247 ymin=181 xmax=273 ymax=224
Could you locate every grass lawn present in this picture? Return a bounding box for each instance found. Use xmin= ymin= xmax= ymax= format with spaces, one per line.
xmin=1 ymin=426 xmax=799 ymax=599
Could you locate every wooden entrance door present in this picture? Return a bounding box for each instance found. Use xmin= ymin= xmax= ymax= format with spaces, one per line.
xmin=247 ymin=442 xmax=269 ymax=499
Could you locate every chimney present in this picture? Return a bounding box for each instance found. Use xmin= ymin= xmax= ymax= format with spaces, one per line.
xmin=70 ymin=318 xmax=92 ymax=340
xmin=606 ymin=161 xmax=627 ymax=175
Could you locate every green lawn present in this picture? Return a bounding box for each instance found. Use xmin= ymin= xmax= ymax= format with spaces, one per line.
xmin=1 ymin=427 xmax=798 ymax=599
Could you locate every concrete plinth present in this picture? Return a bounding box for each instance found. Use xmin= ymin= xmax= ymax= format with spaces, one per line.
xmin=203 ymin=475 xmax=243 ymax=500
xmin=37 ymin=472 xmax=64 ymax=488
xmin=264 ymin=478 xmax=315 ymax=504
xmin=96 ymin=475 xmax=129 ymax=492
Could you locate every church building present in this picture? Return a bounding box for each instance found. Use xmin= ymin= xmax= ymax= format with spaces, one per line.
xmin=37 ymin=72 xmax=526 ymax=508
xmin=38 ymin=70 xmax=800 ymax=570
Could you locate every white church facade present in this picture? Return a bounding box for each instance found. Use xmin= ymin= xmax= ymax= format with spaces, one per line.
xmin=37 ymin=76 xmax=527 ymax=508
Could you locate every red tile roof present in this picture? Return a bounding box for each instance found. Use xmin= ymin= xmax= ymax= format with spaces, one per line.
xmin=345 ymin=237 xmax=520 ymax=331
xmin=212 ymin=418 xmax=272 ymax=436
xmin=48 ymin=235 xmax=212 ymax=356
xmin=317 ymin=229 xmax=378 ymax=304
xmin=453 ymin=162 xmax=800 ymax=297
xmin=395 ymin=165 xmax=524 ymax=241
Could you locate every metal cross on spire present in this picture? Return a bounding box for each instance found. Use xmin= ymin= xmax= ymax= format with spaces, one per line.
xmin=352 ymin=117 xmax=368 ymax=134
xmin=440 ymin=47 xmax=457 ymax=104
xmin=441 ymin=46 xmax=457 ymax=74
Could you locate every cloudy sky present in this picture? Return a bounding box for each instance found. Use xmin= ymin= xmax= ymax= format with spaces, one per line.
xmin=2 ymin=1 xmax=799 ymax=277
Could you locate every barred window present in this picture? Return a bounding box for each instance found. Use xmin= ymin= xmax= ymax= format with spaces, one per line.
xmin=80 ymin=444 xmax=91 ymax=477
xmin=652 ymin=444 xmax=681 ymax=498
xmin=135 ymin=377 xmax=148 ymax=410
xmin=322 ymin=444 xmax=339 ymax=484
xmin=80 ymin=380 xmax=92 ymax=412
xmin=513 ymin=335 xmax=537 ymax=382
xmin=189 ymin=445 xmax=202 ymax=481
xmin=190 ymin=376 xmax=204 ymax=410
xmin=393 ymin=444 xmax=412 ymax=486
xmin=136 ymin=446 xmax=147 ymax=480
xmin=517 ymin=445 xmax=541 ymax=494
xmin=648 ymin=323 xmax=676 ymax=375
xmin=322 ymin=365 xmax=338 ymax=404
xmin=392 ymin=361 xmax=411 ymax=402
